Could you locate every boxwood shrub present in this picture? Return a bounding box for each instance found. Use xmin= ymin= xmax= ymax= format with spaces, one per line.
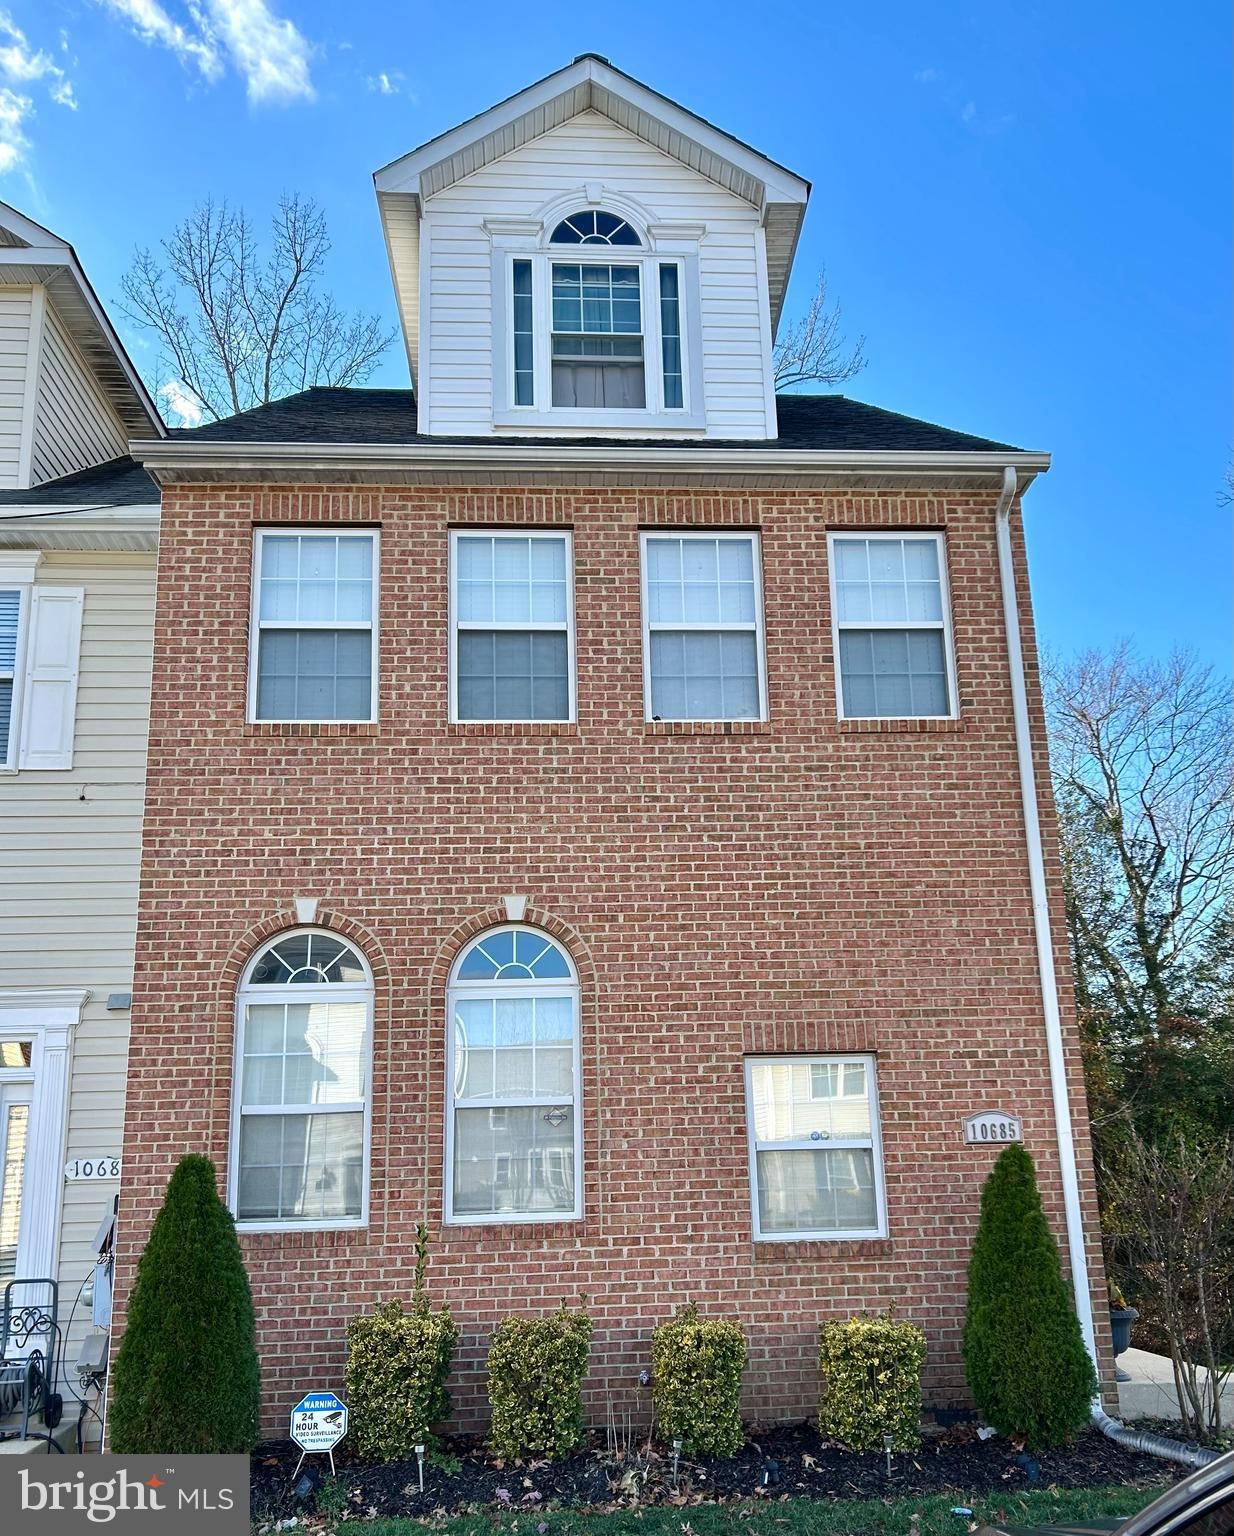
xmin=650 ymin=1302 xmax=746 ymax=1457
xmin=487 ymin=1305 xmax=593 ymax=1459
xmin=345 ymin=1226 xmax=458 ymax=1460
xmin=818 ymin=1311 xmax=926 ymax=1451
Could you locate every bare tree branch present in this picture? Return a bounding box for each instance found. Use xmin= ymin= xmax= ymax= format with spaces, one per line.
xmin=120 ymin=193 xmax=396 ymax=424
xmin=772 ymin=269 xmax=866 ymax=390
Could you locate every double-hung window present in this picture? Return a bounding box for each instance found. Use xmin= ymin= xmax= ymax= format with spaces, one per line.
xmin=828 ymin=533 xmax=957 ymax=719
xmin=250 ymin=530 xmax=378 ymax=722
xmin=745 ymin=1055 xmax=887 ymax=1240
xmin=446 ymin=927 xmax=581 ymax=1223
xmin=495 ymin=209 xmax=699 ymax=426
xmin=641 ymin=532 xmax=766 ymax=721
xmin=232 ymin=931 xmax=372 ymax=1228
xmin=450 ymin=530 xmax=574 ymax=722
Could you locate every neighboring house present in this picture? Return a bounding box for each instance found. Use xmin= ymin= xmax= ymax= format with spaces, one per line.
xmin=0 ymin=202 xmax=163 ymax=1440
xmin=117 ymin=55 xmax=1112 ymax=1432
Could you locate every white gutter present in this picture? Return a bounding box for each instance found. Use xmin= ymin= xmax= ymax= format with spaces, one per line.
xmin=130 ymin=438 xmax=1051 ymax=480
xmin=993 ymin=465 xmax=1098 ymax=1376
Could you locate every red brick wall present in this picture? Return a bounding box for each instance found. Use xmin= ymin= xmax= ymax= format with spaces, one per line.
xmin=115 ymin=481 xmax=1112 ymax=1435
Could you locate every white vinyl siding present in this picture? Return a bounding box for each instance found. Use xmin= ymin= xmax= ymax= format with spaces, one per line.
xmin=31 ymin=300 xmax=128 ymax=486
xmin=0 ymin=551 xmax=155 ymax=1391
xmin=745 ymin=1055 xmax=887 ymax=1241
xmin=417 ymin=111 xmax=773 ymax=438
xmin=0 ymin=288 xmax=33 ymax=488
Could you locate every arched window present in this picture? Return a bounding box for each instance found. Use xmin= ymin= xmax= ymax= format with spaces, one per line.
xmin=446 ymin=926 xmax=580 ymax=1223
xmin=231 ymin=930 xmax=372 ymax=1228
xmin=549 ymin=209 xmax=641 ymax=246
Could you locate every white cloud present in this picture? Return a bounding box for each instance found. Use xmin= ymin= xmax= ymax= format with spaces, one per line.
xmin=96 ymin=0 xmax=314 ymax=104
xmin=159 ymin=378 xmax=205 ymax=427
xmin=367 ymin=71 xmax=398 ymax=95
xmin=0 ymin=84 xmax=31 ymax=173
xmin=205 ymin=0 xmax=314 ymax=104
xmin=913 ymin=68 xmax=939 ymax=84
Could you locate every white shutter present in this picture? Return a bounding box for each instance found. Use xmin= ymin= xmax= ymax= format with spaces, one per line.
xmin=18 ymin=585 xmax=83 ymax=770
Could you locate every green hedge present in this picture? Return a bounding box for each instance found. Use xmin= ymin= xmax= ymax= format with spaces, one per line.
xmin=346 ymin=1226 xmax=458 ymax=1461
xmin=818 ymin=1312 xmax=926 ymax=1451
xmin=487 ymin=1306 xmax=593 ymax=1459
xmin=651 ymin=1303 xmax=746 ymax=1457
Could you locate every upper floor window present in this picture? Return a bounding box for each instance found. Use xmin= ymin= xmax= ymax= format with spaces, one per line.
xmin=493 ymin=208 xmax=702 ymax=429
xmin=0 ymin=589 xmax=20 ymax=769
xmin=827 ymin=533 xmax=957 ymax=720
xmin=446 ymin=927 xmax=581 ymax=1224
xmin=449 ymin=530 xmax=575 ymax=723
xmin=641 ymin=532 xmax=767 ymax=722
xmin=231 ymin=930 xmax=372 ymax=1229
xmin=250 ymin=531 xmax=378 ymax=723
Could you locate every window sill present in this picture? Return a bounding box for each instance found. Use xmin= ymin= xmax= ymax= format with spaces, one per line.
xmin=493 ymin=408 xmax=706 ymax=433
xmin=645 ymin=719 xmax=772 ymax=737
xmin=442 ymin=1216 xmax=586 ymax=1239
xmin=246 ymin=721 xmax=380 ymax=739
xmin=448 ymin=721 xmax=580 ymax=737
xmin=838 ymin=715 xmax=966 ymax=734
xmin=753 ymin=1236 xmax=893 ymax=1259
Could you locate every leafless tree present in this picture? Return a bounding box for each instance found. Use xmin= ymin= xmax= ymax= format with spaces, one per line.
xmin=121 ymin=194 xmax=395 ymax=423
xmin=1046 ymin=647 xmax=1234 ymax=1050
xmin=1102 ymin=1127 xmax=1234 ymax=1441
xmin=772 ymin=269 xmax=866 ymax=390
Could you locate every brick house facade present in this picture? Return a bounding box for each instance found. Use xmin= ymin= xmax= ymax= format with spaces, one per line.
xmin=115 ymin=57 xmax=1112 ymax=1435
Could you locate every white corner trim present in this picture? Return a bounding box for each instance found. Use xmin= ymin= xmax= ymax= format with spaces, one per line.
xmin=16 ymin=284 xmax=47 ymax=490
xmin=994 ymin=466 xmax=1099 ymax=1393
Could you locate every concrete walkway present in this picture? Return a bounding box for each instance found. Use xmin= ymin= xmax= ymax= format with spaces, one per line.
xmin=1117 ymin=1347 xmax=1234 ymax=1423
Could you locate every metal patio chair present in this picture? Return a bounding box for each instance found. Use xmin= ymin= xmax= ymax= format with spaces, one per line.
xmin=0 ymin=1278 xmax=62 ymax=1449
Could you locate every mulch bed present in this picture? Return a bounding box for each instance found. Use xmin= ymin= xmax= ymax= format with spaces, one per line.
xmin=251 ymin=1422 xmax=1180 ymax=1526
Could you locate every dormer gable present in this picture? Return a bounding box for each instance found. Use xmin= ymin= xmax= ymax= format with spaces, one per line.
xmin=374 ymin=56 xmax=809 ymax=441
xmin=0 ymin=202 xmax=164 ymax=489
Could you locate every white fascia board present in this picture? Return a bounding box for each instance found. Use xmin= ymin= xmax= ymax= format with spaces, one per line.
xmin=373 ymin=56 xmax=809 ymax=208
xmin=131 ymin=438 xmax=1049 ymax=482
xmin=0 ymin=200 xmax=64 ymax=249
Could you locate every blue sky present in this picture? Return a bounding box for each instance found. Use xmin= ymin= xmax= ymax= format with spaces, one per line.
xmin=1 ymin=0 xmax=1229 ymax=671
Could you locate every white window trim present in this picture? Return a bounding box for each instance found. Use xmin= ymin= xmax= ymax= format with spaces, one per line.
xmin=639 ymin=529 xmax=769 ymax=723
xmin=229 ymin=930 xmax=374 ymax=1233
xmin=0 ymin=581 xmax=31 ymax=773
xmin=444 ymin=924 xmax=583 ymax=1226
xmin=490 ymin=240 xmax=706 ymax=432
xmin=247 ymin=529 xmax=380 ymax=725
xmin=447 ymin=528 xmax=577 ymax=724
xmin=826 ymin=530 xmax=960 ymax=722
xmin=744 ymin=1053 xmax=888 ymax=1243
xmin=0 ymin=988 xmax=89 ymax=1280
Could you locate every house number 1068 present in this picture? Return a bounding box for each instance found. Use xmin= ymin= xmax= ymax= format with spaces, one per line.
xmin=64 ymin=1156 xmax=122 ymax=1180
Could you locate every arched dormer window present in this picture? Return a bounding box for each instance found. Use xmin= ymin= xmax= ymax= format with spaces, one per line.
xmin=231 ymin=930 xmax=372 ymax=1228
xmin=497 ymin=204 xmax=696 ymax=425
xmin=549 ymin=209 xmax=641 ymax=246
xmin=445 ymin=926 xmax=581 ymax=1224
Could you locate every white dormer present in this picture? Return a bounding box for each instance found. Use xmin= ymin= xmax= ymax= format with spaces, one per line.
xmin=374 ymin=55 xmax=809 ymax=440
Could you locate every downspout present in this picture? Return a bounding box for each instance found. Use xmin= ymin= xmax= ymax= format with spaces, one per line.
xmin=993 ymin=467 xmax=1216 ymax=1471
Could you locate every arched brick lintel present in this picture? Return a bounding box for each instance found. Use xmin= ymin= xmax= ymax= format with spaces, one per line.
xmin=429 ymin=904 xmax=597 ymax=993
xmin=217 ymin=907 xmax=393 ymax=993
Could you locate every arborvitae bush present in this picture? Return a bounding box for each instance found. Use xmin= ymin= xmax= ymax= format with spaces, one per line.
xmin=818 ymin=1311 xmax=926 ymax=1450
xmin=487 ymin=1305 xmax=592 ymax=1459
xmin=346 ymin=1226 xmax=458 ymax=1461
xmin=650 ymin=1303 xmax=746 ymax=1457
xmin=962 ymin=1144 xmax=1097 ymax=1448
xmin=110 ymin=1155 xmax=260 ymax=1453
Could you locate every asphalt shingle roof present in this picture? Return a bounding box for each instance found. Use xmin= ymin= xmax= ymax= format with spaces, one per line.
xmin=169 ymin=387 xmax=1022 ymax=453
xmin=0 ymin=455 xmax=158 ymax=507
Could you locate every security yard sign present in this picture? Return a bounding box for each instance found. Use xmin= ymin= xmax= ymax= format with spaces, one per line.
xmin=291 ymin=1391 xmax=347 ymax=1473
xmin=964 ymin=1110 xmax=1023 ymax=1145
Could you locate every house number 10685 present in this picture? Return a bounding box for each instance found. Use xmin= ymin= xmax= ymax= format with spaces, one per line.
xmin=963 ymin=1112 xmax=1023 ymax=1146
